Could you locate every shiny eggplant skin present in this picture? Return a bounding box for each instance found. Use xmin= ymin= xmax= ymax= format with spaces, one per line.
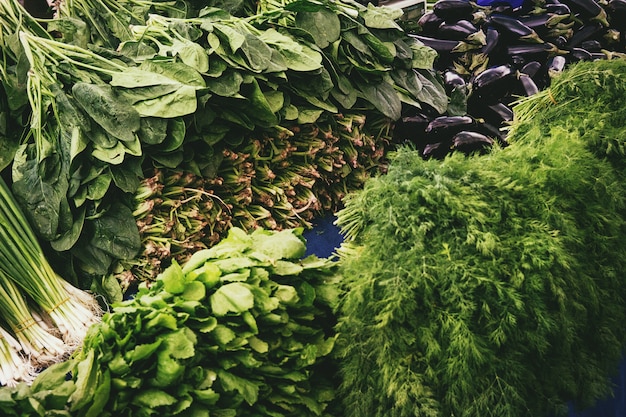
xmin=410 ymin=34 xmax=461 ymax=52
xmin=547 ymin=55 xmax=567 ymax=75
xmin=432 ymin=0 xmax=475 ymax=21
xmin=422 ymin=141 xmax=451 ymax=159
xmin=520 ymin=61 xmax=543 ymax=77
xmin=566 ymin=22 xmax=604 ymax=47
xmin=517 ymin=73 xmax=540 ymax=96
xmin=425 ymin=115 xmax=475 ymax=133
xmin=418 ymin=11 xmax=445 ymax=34
xmin=443 ymin=70 xmax=467 ymax=91
xmin=488 ymin=14 xmax=543 ymax=42
xmin=437 ymin=19 xmax=479 ymax=40
xmin=451 ymin=130 xmax=495 ymax=154
xmin=473 ymin=64 xmax=515 ymax=89
xmin=482 ymin=26 xmax=501 ymax=55
xmin=562 ymin=0 xmax=609 ymax=25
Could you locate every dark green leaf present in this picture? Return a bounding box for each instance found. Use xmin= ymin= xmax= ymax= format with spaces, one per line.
xmin=295 ymin=9 xmax=341 ymax=49
xmin=357 ymin=80 xmax=402 ymax=120
xmin=72 ymin=83 xmax=140 ymax=143
xmin=89 ymin=202 xmax=141 ymax=260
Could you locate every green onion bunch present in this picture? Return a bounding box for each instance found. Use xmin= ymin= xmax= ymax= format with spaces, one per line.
xmin=0 ymin=177 xmax=102 ymax=385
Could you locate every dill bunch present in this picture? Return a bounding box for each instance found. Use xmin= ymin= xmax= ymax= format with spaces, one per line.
xmin=333 ymin=59 xmax=626 ymax=417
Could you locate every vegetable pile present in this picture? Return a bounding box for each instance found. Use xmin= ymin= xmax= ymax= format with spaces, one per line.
xmin=394 ymin=0 xmax=626 ymax=158
xmin=0 ymin=0 xmax=448 ymax=297
xmin=333 ymin=58 xmax=626 ymax=417
xmin=0 ymin=176 xmax=101 ymax=387
xmin=0 ymin=227 xmax=340 ymax=416
xmin=114 ymin=111 xmax=390 ymax=289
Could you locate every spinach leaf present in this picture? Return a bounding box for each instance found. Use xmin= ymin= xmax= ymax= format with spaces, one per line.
xmin=295 ymin=9 xmax=341 ymax=49
xmin=72 ymin=83 xmax=141 ymax=143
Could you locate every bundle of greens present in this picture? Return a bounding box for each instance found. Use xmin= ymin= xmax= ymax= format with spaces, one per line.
xmin=0 ymin=227 xmax=340 ymax=416
xmin=1 ymin=0 xmax=446 ymax=293
xmin=110 ymin=111 xmax=389 ymax=291
xmin=333 ymin=58 xmax=626 ymax=417
xmin=0 ymin=176 xmax=101 ymax=386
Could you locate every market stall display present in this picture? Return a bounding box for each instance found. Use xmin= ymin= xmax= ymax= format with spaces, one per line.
xmin=1 ymin=0 xmax=626 ymax=415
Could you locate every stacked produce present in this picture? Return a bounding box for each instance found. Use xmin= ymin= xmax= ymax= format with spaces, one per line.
xmin=115 ymin=112 xmax=389 ymax=289
xmin=0 ymin=177 xmax=101 ymax=387
xmin=333 ymin=58 xmax=626 ymax=417
xmin=393 ymin=0 xmax=626 ymax=157
xmin=0 ymin=227 xmax=341 ymax=416
xmin=0 ymin=0 xmax=447 ymax=298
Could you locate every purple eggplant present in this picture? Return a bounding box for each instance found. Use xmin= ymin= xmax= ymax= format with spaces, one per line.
xmin=561 ymin=0 xmax=609 ymax=26
xmin=520 ymin=13 xmax=572 ymax=31
xmin=444 ymin=70 xmax=467 ymax=91
xmin=418 ymin=11 xmax=445 ymax=35
xmin=432 ymin=0 xmax=475 ymax=21
xmin=422 ymin=142 xmax=451 ymax=159
xmin=569 ymin=47 xmax=594 ymax=61
xmin=506 ymin=43 xmax=560 ymax=56
xmin=392 ymin=113 xmax=432 ymax=144
xmin=425 ymin=115 xmax=475 ymax=133
xmin=580 ymin=39 xmax=602 ymax=52
xmin=607 ymin=0 xmax=626 ymax=25
xmin=451 ymin=131 xmax=494 ymax=154
xmin=547 ymin=55 xmax=567 ymax=76
xmin=482 ymin=26 xmax=501 ymax=55
xmin=410 ymin=34 xmax=463 ymax=52
xmin=517 ymin=73 xmax=540 ymax=96
xmin=545 ymin=2 xmax=573 ymax=14
xmin=566 ymin=22 xmax=604 ymax=47
xmin=488 ymin=14 xmax=544 ymax=43
xmin=520 ymin=61 xmax=543 ymax=77
xmin=437 ymin=19 xmax=479 ymax=40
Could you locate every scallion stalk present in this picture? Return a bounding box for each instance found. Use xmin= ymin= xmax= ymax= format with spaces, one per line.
xmin=0 ymin=325 xmax=34 ymax=387
xmin=0 ymin=177 xmax=101 ymax=346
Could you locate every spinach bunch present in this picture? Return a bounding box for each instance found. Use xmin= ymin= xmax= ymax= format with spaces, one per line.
xmin=0 ymin=227 xmax=340 ymax=416
xmin=333 ymin=59 xmax=626 ymax=417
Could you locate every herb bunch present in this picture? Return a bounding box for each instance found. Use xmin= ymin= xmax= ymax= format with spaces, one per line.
xmin=333 ymin=59 xmax=626 ymax=417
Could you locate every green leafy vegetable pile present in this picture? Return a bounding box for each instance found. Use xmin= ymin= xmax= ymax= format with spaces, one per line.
xmin=332 ymin=58 xmax=626 ymax=417
xmin=0 ymin=0 xmax=447 ymax=294
xmin=0 ymin=226 xmax=340 ymax=416
xmin=113 ymin=112 xmax=389 ymax=289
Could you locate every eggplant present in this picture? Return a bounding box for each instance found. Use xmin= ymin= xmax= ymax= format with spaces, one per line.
xmin=437 ymin=20 xmax=479 ymax=40
xmin=580 ymin=39 xmax=603 ymax=52
xmin=520 ymin=13 xmax=572 ymax=31
xmin=561 ymin=0 xmax=609 ymax=25
xmin=422 ymin=142 xmax=451 ymax=159
xmin=569 ymin=47 xmax=594 ymax=61
xmin=425 ymin=115 xmax=475 ymax=133
xmin=410 ymin=34 xmax=462 ymax=52
xmin=471 ymin=64 xmax=518 ymax=103
xmin=488 ymin=14 xmax=543 ymax=42
xmin=520 ymin=60 xmax=543 ymax=77
xmin=451 ymin=131 xmax=494 ymax=154
xmin=482 ymin=26 xmax=501 ymax=55
xmin=443 ymin=70 xmax=467 ymax=91
xmin=517 ymin=73 xmax=540 ymax=96
xmin=566 ymin=22 xmax=604 ymax=47
xmin=607 ymin=0 xmax=626 ymax=26
xmin=545 ymin=2 xmax=573 ymax=14
xmin=603 ymin=29 xmax=621 ymax=45
xmin=432 ymin=0 xmax=475 ymax=21
xmin=392 ymin=114 xmax=431 ymax=144
xmin=547 ymin=55 xmax=567 ymax=75
xmin=473 ymin=64 xmax=514 ymax=89
xmin=418 ymin=11 xmax=445 ymax=35
xmin=467 ymin=95 xmax=514 ymax=126
xmin=506 ymin=43 xmax=559 ymax=56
